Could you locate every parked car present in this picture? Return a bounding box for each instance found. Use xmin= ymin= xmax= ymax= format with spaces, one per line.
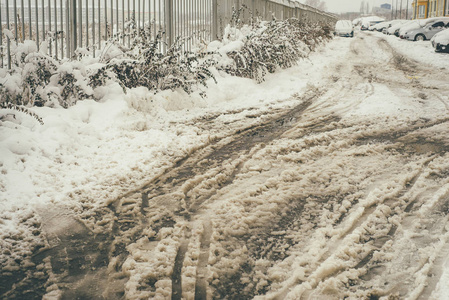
xmin=389 ymin=20 xmax=414 ymax=36
xmin=335 ymin=20 xmax=354 ymax=37
xmin=353 ymin=18 xmax=361 ymax=27
xmin=381 ymin=20 xmax=406 ymax=34
xmin=370 ymin=21 xmax=390 ymax=32
xmin=399 ymin=20 xmax=423 ymax=38
xmin=401 ymin=17 xmax=449 ymax=41
xmin=431 ymin=28 xmax=449 ymax=52
xmin=360 ymin=16 xmax=385 ymax=30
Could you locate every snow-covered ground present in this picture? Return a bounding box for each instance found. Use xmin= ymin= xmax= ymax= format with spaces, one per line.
xmin=2 ymin=30 xmax=449 ymax=299
xmin=371 ymin=30 xmax=449 ymax=69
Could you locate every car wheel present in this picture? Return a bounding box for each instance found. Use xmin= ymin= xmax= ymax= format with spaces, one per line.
xmin=415 ymin=34 xmax=426 ymax=41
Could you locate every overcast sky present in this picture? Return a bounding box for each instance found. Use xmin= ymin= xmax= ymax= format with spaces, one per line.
xmin=318 ymin=0 xmax=412 ymax=13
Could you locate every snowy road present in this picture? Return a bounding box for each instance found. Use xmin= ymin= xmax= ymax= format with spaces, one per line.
xmin=3 ymin=32 xmax=449 ymax=299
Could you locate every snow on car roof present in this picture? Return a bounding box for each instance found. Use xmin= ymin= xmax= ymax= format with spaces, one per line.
xmin=388 ymin=19 xmax=412 ymax=32
xmin=336 ymin=20 xmax=353 ymax=28
xmin=335 ymin=21 xmax=353 ymax=33
xmin=432 ymin=28 xmax=449 ymax=44
xmin=362 ymin=16 xmax=385 ymax=22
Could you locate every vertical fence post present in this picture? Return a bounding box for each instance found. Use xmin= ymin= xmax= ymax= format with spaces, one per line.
xmin=105 ymin=0 xmax=108 ymax=39
xmin=212 ymin=0 xmax=217 ymax=40
xmin=137 ymin=0 xmax=140 ymax=35
xmin=111 ymin=0 xmax=114 ymax=37
xmin=60 ymin=0 xmax=63 ymax=57
xmin=0 ymin=0 xmax=3 ymax=68
xmin=66 ymin=0 xmax=69 ymax=57
xmin=70 ymin=0 xmax=77 ymax=57
xmin=165 ymin=0 xmax=172 ymax=47
xmin=98 ymin=0 xmax=101 ymax=48
xmin=21 ymin=0 xmax=25 ymax=40
xmin=156 ymin=0 xmax=162 ymax=44
xmin=93 ymin=0 xmax=96 ymax=56
xmin=120 ymin=0 xmax=124 ymax=44
xmin=13 ymin=0 xmax=18 ymax=41
xmin=48 ymin=0 xmax=52 ymax=55
xmin=28 ymin=0 xmax=32 ymax=39
xmin=142 ymin=0 xmax=145 ymax=30
xmin=78 ymin=0 xmax=81 ymax=47
xmin=86 ymin=0 xmax=89 ymax=47
xmin=6 ymin=0 xmax=11 ymax=69
xmin=263 ymin=0 xmax=268 ymax=21
xmin=54 ymin=0 xmax=58 ymax=58
xmin=116 ymin=0 xmax=119 ymax=38
xmin=121 ymin=0 xmax=124 ymax=45
xmin=6 ymin=0 xmax=11 ymax=68
xmin=41 ymin=0 xmax=45 ymax=46
xmin=127 ymin=0 xmax=130 ymax=46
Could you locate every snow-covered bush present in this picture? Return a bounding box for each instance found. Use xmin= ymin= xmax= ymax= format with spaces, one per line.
xmin=55 ymin=62 xmax=93 ymax=108
xmin=21 ymin=53 xmax=58 ymax=107
xmin=217 ymin=8 xmax=333 ymax=82
xmin=0 ymin=8 xmax=332 ymax=122
xmin=90 ymin=22 xmax=217 ymax=96
xmin=0 ymin=39 xmax=93 ymax=112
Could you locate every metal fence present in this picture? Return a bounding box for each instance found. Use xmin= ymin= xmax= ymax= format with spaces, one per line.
xmin=0 ymin=0 xmax=337 ymax=68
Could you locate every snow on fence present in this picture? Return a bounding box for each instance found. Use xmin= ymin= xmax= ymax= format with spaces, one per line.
xmin=0 ymin=0 xmax=337 ymax=68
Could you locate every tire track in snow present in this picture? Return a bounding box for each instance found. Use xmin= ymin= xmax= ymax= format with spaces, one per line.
xmin=286 ymin=127 xmax=449 ymax=297
xmin=30 ymin=88 xmax=322 ymax=299
xmin=194 ymin=219 xmax=213 ymax=300
xmin=172 ymin=232 xmax=191 ymax=300
xmin=253 ymin=34 xmax=449 ymax=299
xmin=156 ymin=34 xmax=449 ymax=299
xmin=207 ymin=34 xmax=447 ymax=298
xmin=357 ymin=188 xmax=449 ymax=299
xmin=163 ymin=94 xmax=319 ymax=299
xmin=274 ymin=155 xmax=436 ymax=299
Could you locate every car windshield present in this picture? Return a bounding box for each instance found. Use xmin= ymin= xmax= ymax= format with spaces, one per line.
xmin=431 ymin=22 xmax=445 ymax=28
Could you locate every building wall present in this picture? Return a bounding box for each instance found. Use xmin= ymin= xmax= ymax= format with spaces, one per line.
xmin=413 ymin=0 xmax=449 ymax=18
xmin=412 ymin=0 xmax=427 ymax=18
xmin=430 ymin=0 xmax=436 ymax=17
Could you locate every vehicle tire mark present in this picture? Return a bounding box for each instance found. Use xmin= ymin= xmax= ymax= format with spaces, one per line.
xmin=172 ymin=229 xmax=191 ymax=300
xmin=194 ymin=219 xmax=213 ymax=300
xmin=273 ymin=144 xmax=438 ymax=299
xmin=110 ymin=91 xmax=320 ymax=298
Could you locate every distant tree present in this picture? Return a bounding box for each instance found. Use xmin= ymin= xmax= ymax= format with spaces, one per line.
xmin=304 ymin=0 xmax=327 ymax=11
xmin=360 ymin=1 xmax=365 ymax=13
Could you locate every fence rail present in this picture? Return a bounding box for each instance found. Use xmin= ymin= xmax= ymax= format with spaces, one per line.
xmin=0 ymin=0 xmax=337 ymax=68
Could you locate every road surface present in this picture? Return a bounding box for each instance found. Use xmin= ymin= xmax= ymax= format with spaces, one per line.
xmin=3 ymin=32 xmax=449 ymax=300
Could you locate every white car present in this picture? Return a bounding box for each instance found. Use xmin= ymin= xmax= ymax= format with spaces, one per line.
xmin=360 ymin=16 xmax=385 ymax=30
xmin=398 ymin=20 xmax=422 ymax=38
xmin=431 ymin=28 xmax=449 ymax=52
xmin=402 ymin=18 xmax=449 ymax=41
xmin=381 ymin=20 xmax=406 ymax=34
xmin=335 ymin=20 xmax=354 ymax=37
xmin=400 ymin=17 xmax=449 ymax=40
xmin=370 ymin=21 xmax=389 ymax=31
xmin=388 ymin=20 xmax=413 ymax=36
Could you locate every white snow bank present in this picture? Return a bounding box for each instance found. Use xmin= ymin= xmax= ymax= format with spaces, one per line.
xmin=373 ymin=31 xmax=449 ymax=69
